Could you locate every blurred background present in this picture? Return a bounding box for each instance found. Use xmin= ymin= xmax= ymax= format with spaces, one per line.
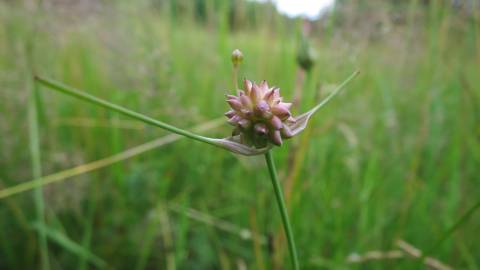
xmin=0 ymin=0 xmax=479 ymax=269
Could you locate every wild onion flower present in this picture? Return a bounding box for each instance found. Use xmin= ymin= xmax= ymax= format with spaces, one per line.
xmin=225 ymin=79 xmax=294 ymax=147
xmin=33 ymin=54 xmax=358 ymax=270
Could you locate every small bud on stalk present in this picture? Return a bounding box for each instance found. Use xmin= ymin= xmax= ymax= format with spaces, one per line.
xmin=296 ymin=36 xmax=316 ymax=72
xmin=231 ymin=49 xmax=243 ymax=68
xmin=231 ymin=49 xmax=243 ymax=91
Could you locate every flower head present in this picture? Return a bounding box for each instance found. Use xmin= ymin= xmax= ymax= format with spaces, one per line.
xmin=225 ymin=79 xmax=295 ymax=148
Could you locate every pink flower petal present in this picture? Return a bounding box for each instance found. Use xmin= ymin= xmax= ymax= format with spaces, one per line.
xmin=270 ymin=130 xmax=283 ymax=146
xmin=271 ymin=105 xmax=291 ymax=120
xmin=227 ymin=99 xmax=243 ymax=111
xmin=278 ymin=102 xmax=292 ymax=110
xmin=259 ymin=80 xmax=269 ymax=93
xmin=250 ymin=83 xmax=262 ymax=103
xmin=254 ymin=100 xmax=270 ymax=116
xmin=270 ymin=116 xmax=283 ymax=130
xmin=226 ymin=94 xmax=238 ymax=100
xmin=227 ymin=115 xmax=241 ymax=126
xmin=243 ymin=79 xmax=252 ymax=95
xmin=224 ymin=110 xmax=236 ymax=118
xmin=240 ymin=95 xmax=253 ymax=109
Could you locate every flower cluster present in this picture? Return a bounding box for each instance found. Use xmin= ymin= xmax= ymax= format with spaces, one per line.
xmin=225 ymin=80 xmax=295 ymax=148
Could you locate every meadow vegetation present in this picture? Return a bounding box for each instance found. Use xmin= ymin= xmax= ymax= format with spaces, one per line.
xmin=0 ymin=0 xmax=479 ymax=269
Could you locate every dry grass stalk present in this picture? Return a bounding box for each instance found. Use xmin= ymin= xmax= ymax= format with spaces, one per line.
xmin=0 ymin=118 xmax=224 ymax=199
xmin=347 ymin=239 xmax=453 ymax=270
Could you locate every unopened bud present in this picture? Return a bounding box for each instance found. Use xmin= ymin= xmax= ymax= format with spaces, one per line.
xmin=231 ymin=49 xmax=243 ymax=67
xmin=296 ymin=37 xmax=316 ymax=71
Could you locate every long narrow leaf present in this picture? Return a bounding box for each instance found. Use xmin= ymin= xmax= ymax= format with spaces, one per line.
xmin=0 ymin=118 xmax=223 ymax=199
xmin=34 ymin=76 xmax=217 ymax=147
xmin=31 ymin=222 xmax=107 ymax=269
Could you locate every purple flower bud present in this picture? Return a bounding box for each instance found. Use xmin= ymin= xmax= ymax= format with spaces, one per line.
xmin=227 ymin=115 xmax=241 ymax=126
xmin=270 ymin=130 xmax=283 ymax=146
xmin=272 ymin=104 xmax=291 ymax=120
xmin=265 ymin=88 xmax=280 ymax=104
xmin=278 ymin=102 xmax=292 ymax=110
xmin=225 ymin=110 xmax=236 ymax=118
xmin=243 ymin=79 xmax=252 ymax=95
xmin=270 ymin=116 xmax=283 ymax=130
xmin=227 ymin=99 xmax=243 ymax=111
xmin=254 ymin=100 xmax=270 ymax=116
xmin=250 ymin=83 xmax=261 ymax=103
xmin=240 ymin=95 xmax=253 ymax=109
xmin=264 ymin=89 xmax=274 ymax=102
xmin=226 ymin=94 xmax=238 ymax=100
xmin=259 ymin=80 xmax=269 ymax=92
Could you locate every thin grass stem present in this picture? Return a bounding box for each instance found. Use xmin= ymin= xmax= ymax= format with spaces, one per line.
xmin=425 ymin=199 xmax=480 ymax=256
xmin=29 ymin=80 xmax=50 ymax=270
xmin=264 ymin=151 xmax=299 ymax=270
xmin=232 ymin=66 xmax=239 ymax=91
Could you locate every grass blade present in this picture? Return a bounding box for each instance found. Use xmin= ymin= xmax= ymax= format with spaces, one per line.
xmin=31 ymin=222 xmax=107 ymax=269
xmin=427 ymin=199 xmax=480 ymax=255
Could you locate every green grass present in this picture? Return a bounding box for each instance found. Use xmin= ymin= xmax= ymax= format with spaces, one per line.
xmin=0 ymin=1 xmax=479 ymax=269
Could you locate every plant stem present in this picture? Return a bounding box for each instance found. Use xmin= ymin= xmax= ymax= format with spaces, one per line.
xmin=232 ymin=66 xmax=239 ymax=91
xmin=426 ymin=199 xmax=480 ymax=256
xmin=29 ymin=80 xmax=50 ymax=270
xmin=34 ymin=76 xmax=218 ymax=148
xmin=264 ymin=151 xmax=299 ymax=270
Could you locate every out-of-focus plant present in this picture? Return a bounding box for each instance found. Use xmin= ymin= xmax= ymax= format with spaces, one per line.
xmin=296 ymin=20 xmax=316 ymax=73
xmin=33 ymin=49 xmax=358 ymax=269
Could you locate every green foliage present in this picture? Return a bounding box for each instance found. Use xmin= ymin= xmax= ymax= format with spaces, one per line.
xmin=0 ymin=1 xmax=479 ymax=269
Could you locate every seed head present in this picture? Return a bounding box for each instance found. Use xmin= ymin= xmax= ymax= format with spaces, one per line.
xmin=225 ymin=79 xmax=295 ymax=148
xmin=231 ymin=49 xmax=244 ymax=67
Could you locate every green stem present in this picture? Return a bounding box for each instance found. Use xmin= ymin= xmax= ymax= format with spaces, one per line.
xmin=232 ymin=66 xmax=239 ymax=91
xmin=34 ymin=76 xmax=217 ymax=148
xmin=29 ymin=80 xmax=50 ymax=270
xmin=264 ymin=151 xmax=299 ymax=270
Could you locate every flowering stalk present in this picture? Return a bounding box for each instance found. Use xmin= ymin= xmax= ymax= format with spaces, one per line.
xmin=265 ymin=151 xmax=299 ymax=270
xmin=229 ymin=49 xmax=299 ymax=267
xmin=33 ymin=68 xmax=358 ymax=270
